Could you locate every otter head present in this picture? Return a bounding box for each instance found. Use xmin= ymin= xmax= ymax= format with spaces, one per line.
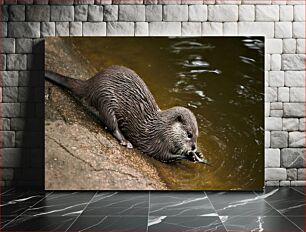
xmin=164 ymin=106 xmax=199 ymax=158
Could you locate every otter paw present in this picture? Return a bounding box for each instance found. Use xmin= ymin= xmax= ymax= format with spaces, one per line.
xmin=120 ymin=140 xmax=127 ymax=146
xmin=186 ymin=151 xmax=197 ymax=162
xmin=126 ymin=141 xmax=133 ymax=149
xmin=120 ymin=140 xmax=133 ymax=149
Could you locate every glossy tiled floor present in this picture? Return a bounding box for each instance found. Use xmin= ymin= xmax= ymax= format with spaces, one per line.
xmin=1 ymin=187 xmax=305 ymax=231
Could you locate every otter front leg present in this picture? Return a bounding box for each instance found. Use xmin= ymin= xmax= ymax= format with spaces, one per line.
xmin=113 ymin=129 xmax=133 ymax=148
xmin=99 ymin=109 xmax=133 ymax=149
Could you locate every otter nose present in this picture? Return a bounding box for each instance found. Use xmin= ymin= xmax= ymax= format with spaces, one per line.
xmin=191 ymin=144 xmax=196 ymax=151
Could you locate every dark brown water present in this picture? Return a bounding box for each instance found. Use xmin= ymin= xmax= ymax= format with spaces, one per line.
xmin=68 ymin=37 xmax=264 ymax=190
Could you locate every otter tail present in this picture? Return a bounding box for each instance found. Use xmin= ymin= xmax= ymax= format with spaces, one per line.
xmin=45 ymin=70 xmax=86 ymax=97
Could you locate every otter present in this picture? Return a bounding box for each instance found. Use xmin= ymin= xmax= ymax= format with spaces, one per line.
xmin=45 ymin=65 xmax=207 ymax=164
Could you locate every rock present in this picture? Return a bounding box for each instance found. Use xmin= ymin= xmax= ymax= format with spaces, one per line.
xmin=208 ymin=5 xmax=238 ymax=21
xmin=45 ymin=121 xmax=166 ymax=190
xmin=281 ymin=148 xmax=305 ymax=168
xmin=270 ymin=102 xmax=282 ymax=110
xmin=145 ymin=5 xmax=162 ymax=22
xmin=299 ymin=118 xmax=305 ymax=131
xmin=265 ymin=181 xmax=280 ymax=186
xmin=285 ymin=71 xmax=305 ymax=87
xmin=88 ymin=5 xmax=103 ymax=22
xmin=289 ymin=132 xmax=305 ymax=147
xmin=0 ymin=54 xmax=6 ymax=71
xmin=41 ymin=22 xmax=55 ymax=37
xmin=83 ymin=22 xmax=106 ymax=36
xmin=265 ymin=54 xmax=270 ymax=70
xmin=280 ymin=5 xmax=293 ymax=21
xmin=2 ymin=71 xmax=18 ymax=86
xmin=269 ymin=71 xmax=284 ymax=87
xmin=74 ymin=5 xmax=88 ymax=21
xmin=290 ymin=87 xmax=305 ymax=102
xmin=104 ymin=5 xmax=118 ymax=21
xmin=119 ymin=5 xmax=145 ymax=21
xmin=283 ymin=118 xmax=299 ymax=131
xmin=265 ymin=103 xmax=270 ymax=116
xmin=283 ymin=54 xmax=305 ymax=70
xmin=293 ymin=22 xmax=304 ymax=38
xmin=277 ymin=87 xmax=289 ymax=102
xmin=149 ymin=22 xmax=181 ymax=36
xmin=70 ymin=22 xmax=82 ymax=36
xmin=265 ymin=117 xmax=282 ymax=131
xmin=265 ymin=168 xmax=286 ymax=181
xmin=1 ymin=148 xmax=22 ymax=167
xmin=296 ymin=39 xmax=305 ymax=54
xmin=239 ymin=5 xmax=254 ymax=21
xmin=270 ymin=54 xmax=281 ymax=71
xmin=2 ymin=131 xmax=15 ymax=147
xmin=238 ymin=22 xmax=274 ymax=37
xmin=135 ymin=22 xmax=148 ymax=36
xmin=144 ymin=0 xmax=158 ymax=4
xmin=287 ymin=168 xmax=297 ymax=180
xmin=50 ymin=6 xmax=74 ymax=21
xmin=294 ymin=5 xmax=305 ymax=21
xmin=182 ymin=22 xmax=201 ymax=36
xmin=290 ymin=181 xmax=306 ymax=186
xmin=3 ymin=87 xmax=18 ymax=103
xmin=265 ymin=131 xmax=270 ymax=148
xmin=55 ymin=22 xmax=69 ymax=36
xmin=106 ymin=22 xmax=134 ymax=36
xmin=202 ymin=22 xmax=222 ymax=35
xmin=279 ymin=181 xmax=290 ymax=186
xmin=1 ymin=38 xmax=15 ymax=53
xmin=8 ymin=22 xmax=40 ymax=38
xmin=7 ymin=54 xmax=27 ymax=70
xmin=11 ymin=118 xmax=25 ymax=130
xmin=283 ymin=39 xmax=296 ymax=54
xmin=159 ymin=0 xmax=181 ymax=4
xmin=189 ymin=5 xmax=207 ymax=21
xmin=270 ymin=131 xmax=288 ymax=148
xmin=26 ymin=5 xmax=50 ymax=21
xmin=1 ymin=5 xmax=9 ymax=21
xmin=16 ymin=38 xmax=32 ymax=53
xmin=2 ymin=103 xmax=20 ymax=117
xmin=49 ymin=0 xmax=74 ymax=4
xmin=163 ymin=5 xmax=188 ymax=21
xmin=256 ymin=5 xmax=279 ymax=21
xmin=9 ymin=5 xmax=25 ymax=21
xmin=265 ymin=149 xmax=280 ymax=168
xmin=297 ymin=168 xmax=305 ymax=180
xmin=284 ymin=103 xmax=305 ymax=117
xmin=265 ymin=87 xmax=277 ymax=102
xmin=270 ymin=110 xmax=283 ymax=117
xmin=113 ymin=0 xmax=143 ymax=3
xmin=223 ymin=22 xmax=238 ymax=35
xmin=266 ymin=39 xmax=282 ymax=54
xmin=74 ymin=0 xmax=94 ymax=3
xmin=95 ymin=0 xmax=112 ymax=4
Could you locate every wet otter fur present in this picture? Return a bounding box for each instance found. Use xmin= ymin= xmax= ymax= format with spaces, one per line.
xmin=45 ymin=65 xmax=205 ymax=163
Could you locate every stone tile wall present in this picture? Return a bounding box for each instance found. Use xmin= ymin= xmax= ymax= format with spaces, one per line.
xmin=0 ymin=0 xmax=305 ymax=187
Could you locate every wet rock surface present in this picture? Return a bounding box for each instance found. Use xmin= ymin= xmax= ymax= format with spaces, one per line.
xmin=45 ymin=37 xmax=167 ymax=190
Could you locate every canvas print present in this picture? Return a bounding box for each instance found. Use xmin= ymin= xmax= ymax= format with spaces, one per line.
xmin=45 ymin=37 xmax=264 ymax=190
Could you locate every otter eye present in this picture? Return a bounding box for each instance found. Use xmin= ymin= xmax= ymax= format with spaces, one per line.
xmin=177 ymin=115 xmax=182 ymax=122
xmin=187 ymin=132 xmax=193 ymax=138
